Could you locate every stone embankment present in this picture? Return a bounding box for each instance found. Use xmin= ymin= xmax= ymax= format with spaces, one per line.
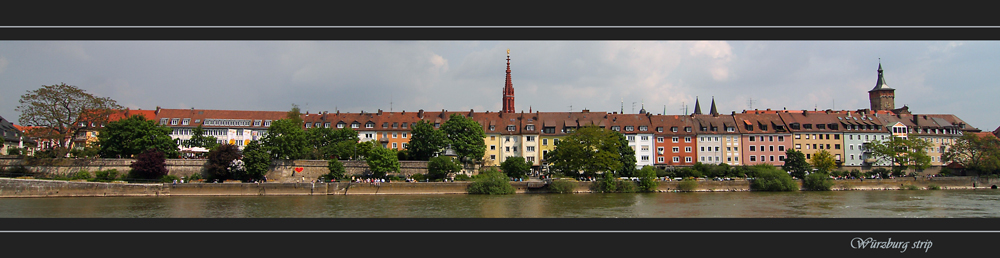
xmin=2 ymin=176 xmax=994 ymax=198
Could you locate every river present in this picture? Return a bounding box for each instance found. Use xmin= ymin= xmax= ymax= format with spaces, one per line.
xmin=3 ymin=189 xmax=1000 ymax=218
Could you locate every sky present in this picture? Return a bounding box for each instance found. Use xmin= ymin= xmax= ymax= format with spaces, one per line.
xmin=1 ymin=40 xmax=997 ymax=131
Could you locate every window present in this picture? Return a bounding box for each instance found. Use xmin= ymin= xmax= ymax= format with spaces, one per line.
xmin=392 ymin=143 xmax=397 ymax=149
xmin=684 ymin=147 xmax=692 ymax=152
xmin=382 ymin=132 xmax=387 ymax=138
xmin=526 ymin=125 xmax=535 ymax=131
xmin=750 ymin=146 xmax=755 ymax=151
xmin=673 ymin=157 xmax=680 ymax=162
xmin=826 ymin=144 xmax=831 ymax=149
xmin=769 ymin=136 xmax=774 ymax=142
xmin=778 ymin=136 xmax=784 ymax=141
xmin=639 ymin=126 xmax=647 ymax=131
xmin=491 ymin=145 xmax=496 ymax=150
xmin=685 ymin=127 xmax=692 ymax=132
xmin=554 ymin=139 xmax=560 ymax=145
xmin=850 ymin=145 xmax=854 ymax=150
xmin=641 ymin=145 xmax=649 ymax=151
xmin=658 ymin=157 xmax=664 ymax=163
xmin=627 ymin=136 xmax=635 ymax=141
xmin=182 ymin=118 xmax=190 ymax=125
xmin=769 ymin=146 xmax=774 ymax=151
xmin=392 ymin=133 xmax=397 ymax=138
xmin=337 ymin=122 xmax=345 ymax=128
xmin=657 ymin=137 xmax=664 ymax=143
xmin=779 ymin=156 xmax=785 ymax=161
xmin=402 ymin=132 xmax=407 ymax=138
xmin=351 ymin=122 xmax=360 ymax=128
xmin=527 ymin=146 xmax=535 ymax=152
xmin=640 ymin=136 xmax=649 ymax=141
xmin=506 ymin=146 xmax=510 ymax=152
xmin=505 ymin=136 xmax=510 ymax=142
xmin=625 ymin=126 xmax=634 ymax=131
xmin=671 ymin=127 xmax=678 ymax=132
xmin=835 ymin=144 xmax=841 ymax=149
xmin=749 ymin=136 xmax=755 ymax=142
xmin=750 ymin=156 xmax=756 ymax=162
xmin=489 ymin=125 xmax=495 ymax=131
xmin=701 ymin=156 xmax=706 ymax=162
xmin=382 ymin=122 xmax=389 ymax=128
xmin=543 ymin=139 xmax=548 ymax=145
xmin=657 ymin=127 xmax=663 ymax=132
xmin=684 ymin=137 xmax=692 ymax=143
xmin=527 ymin=156 xmax=535 ymax=163
xmin=641 ymin=156 xmax=649 ymax=161
xmin=778 ymin=145 xmax=785 ymax=151
xmin=795 ymin=134 xmax=801 ymax=139
xmin=507 ymin=125 xmax=516 ymax=131
xmin=685 ymin=157 xmax=692 ymax=163
xmin=657 ymin=147 xmax=664 ymax=154
xmin=402 ymin=123 xmax=408 ymax=129
xmin=491 ymin=155 xmax=496 ymax=160
xmin=491 ymin=136 xmax=496 ymax=141
xmin=727 ymin=127 xmax=735 ymax=132
xmin=612 ymin=126 xmax=620 ymax=131
xmin=672 ymin=137 xmax=679 ymax=143
xmin=834 ymin=134 xmax=840 ymax=140
xmin=366 ymin=122 xmax=375 ymax=128
xmin=526 ymin=136 xmax=535 ymax=142
xmin=171 ymin=118 xmax=179 ymax=125
xmin=700 ymin=146 xmax=705 ymax=152
xmin=672 ymin=147 xmax=679 ymax=153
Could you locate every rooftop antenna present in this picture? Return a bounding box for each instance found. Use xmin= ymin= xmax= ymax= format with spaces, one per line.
xmin=390 ymin=93 xmax=393 ymax=112
xmin=568 ymin=105 xmax=573 ymax=111
xmin=747 ymin=98 xmax=757 ymax=110
xmin=679 ymin=102 xmax=687 ymax=115
xmin=632 ymin=102 xmax=636 ymax=114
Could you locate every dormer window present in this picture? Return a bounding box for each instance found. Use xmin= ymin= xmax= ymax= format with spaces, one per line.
xmin=402 ymin=123 xmax=408 ymax=129
xmin=352 ymin=122 xmax=360 ymax=128
xmin=366 ymin=122 xmax=375 ymax=128
xmin=182 ymin=118 xmax=190 ymax=125
xmin=625 ymin=126 xmax=634 ymax=131
xmin=305 ymin=123 xmax=312 ymax=128
xmin=612 ymin=126 xmax=620 ymax=131
xmin=264 ymin=120 xmax=272 ymax=127
xmin=671 ymin=127 xmax=678 ymax=132
xmin=337 ymin=122 xmax=346 ymax=128
xmin=639 ymin=126 xmax=647 ymax=131
xmin=324 ymin=123 xmax=330 ymax=128
xmin=507 ymin=125 xmax=515 ymax=131
xmin=803 ymin=124 xmax=812 ymax=129
xmin=489 ymin=125 xmax=495 ymax=131
xmin=656 ymin=127 xmax=663 ymax=132
xmin=170 ymin=118 xmax=179 ymax=125
xmin=160 ymin=118 xmax=169 ymax=125
xmin=684 ymin=127 xmax=692 ymax=132
xmin=392 ymin=122 xmax=398 ymax=128
xmin=726 ymin=127 xmax=735 ymax=132
xmin=817 ymin=124 xmax=826 ymax=129
xmin=382 ymin=122 xmax=389 ymax=128
xmin=526 ymin=125 xmax=535 ymax=131
xmin=254 ymin=120 xmax=262 ymax=126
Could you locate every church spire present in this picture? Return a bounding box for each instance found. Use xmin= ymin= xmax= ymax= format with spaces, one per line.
xmin=709 ymin=96 xmax=718 ymax=116
xmin=693 ymin=97 xmax=702 ymax=115
xmin=871 ymin=59 xmax=893 ymax=91
xmin=502 ymin=49 xmax=515 ymax=113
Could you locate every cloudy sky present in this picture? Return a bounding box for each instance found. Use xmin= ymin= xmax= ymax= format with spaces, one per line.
xmin=1 ymin=40 xmax=997 ymax=131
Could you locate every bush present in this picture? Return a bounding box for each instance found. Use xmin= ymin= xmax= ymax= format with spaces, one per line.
xmin=803 ymin=172 xmax=833 ymax=191
xmin=410 ymin=173 xmax=426 ymax=182
xmin=467 ymin=168 xmax=515 ymax=195
xmin=206 ymin=144 xmax=242 ymax=181
xmin=161 ymin=175 xmax=181 ymax=183
xmin=187 ymin=173 xmax=203 ymax=181
xmin=614 ymin=180 xmax=637 ymax=193
xmin=71 ymin=170 xmax=92 ymax=180
xmin=928 ymin=184 xmax=941 ymax=190
xmin=677 ymin=180 xmax=698 ymax=192
xmin=454 ymin=174 xmax=471 ymax=181
xmin=548 ymin=179 xmax=577 ymax=193
xmin=750 ymin=168 xmax=799 ymax=191
xmin=590 ymin=172 xmax=618 ymax=193
xmin=93 ymin=169 xmax=120 ymax=182
xmin=637 ymin=166 xmax=659 ymax=192
xmin=6 ymin=147 xmax=22 ymax=156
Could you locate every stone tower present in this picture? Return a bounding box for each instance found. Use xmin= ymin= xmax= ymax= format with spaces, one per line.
xmin=868 ymin=62 xmax=895 ymax=111
xmin=502 ymin=49 xmax=515 ymax=114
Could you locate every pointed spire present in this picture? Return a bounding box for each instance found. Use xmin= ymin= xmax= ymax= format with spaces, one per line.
xmin=871 ymin=59 xmax=893 ymax=91
xmin=693 ymin=97 xmax=702 ymax=115
xmin=502 ymin=49 xmax=515 ymax=113
xmin=710 ymin=96 xmax=719 ymax=116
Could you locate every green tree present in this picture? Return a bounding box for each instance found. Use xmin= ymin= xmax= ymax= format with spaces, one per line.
xmin=868 ymin=135 xmax=933 ymax=172
xmin=428 ymin=156 xmax=461 ymax=180
xmin=467 ymin=167 xmax=515 ymax=195
xmin=546 ymin=126 xmax=623 ymax=178
xmin=782 ymin=149 xmax=811 ymax=179
xmin=365 ymin=146 xmax=400 ymax=178
xmin=636 ymin=166 xmax=659 ymax=192
xmin=500 ymin=156 xmax=532 ymax=179
xmin=205 ymin=144 xmax=241 ymax=181
xmin=809 ymin=150 xmax=837 ymax=173
xmin=317 ymin=127 xmax=361 ymax=160
xmin=803 ymin=172 xmax=833 ymax=191
xmin=441 ymin=114 xmax=486 ymax=166
xmin=98 ymin=114 xmax=179 ymax=158
xmin=286 ymin=104 xmax=304 ymax=125
xmin=617 ymin=133 xmax=637 ymax=177
xmin=241 ymin=140 xmax=270 ymax=182
xmin=750 ymin=166 xmax=799 ymax=191
xmin=16 ymin=83 xmax=123 ymax=155
xmin=262 ymin=119 xmax=309 ymax=160
xmin=943 ymin=133 xmax=1000 ymax=175
xmin=407 ymin=120 xmax=448 ymax=160
xmin=327 ymin=159 xmax=346 ymax=181
xmin=187 ymin=125 xmax=219 ymax=150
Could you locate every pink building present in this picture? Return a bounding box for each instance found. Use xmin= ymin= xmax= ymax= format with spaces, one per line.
xmin=734 ymin=111 xmax=791 ymax=166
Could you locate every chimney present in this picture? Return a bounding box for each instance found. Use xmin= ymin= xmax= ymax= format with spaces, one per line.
xmin=469 ymin=109 xmax=474 ymax=117
xmin=582 ymin=109 xmax=589 ymax=113
xmin=155 ymin=106 xmax=161 ymax=115
xmin=825 ymin=110 xmax=831 ymax=114
xmin=378 ymin=109 xmax=383 ymax=115
xmin=418 ymin=109 xmax=424 ymax=118
xmin=802 ymin=110 xmax=808 ymax=116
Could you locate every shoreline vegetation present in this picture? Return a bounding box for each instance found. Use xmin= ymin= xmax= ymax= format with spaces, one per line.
xmin=0 ymin=175 xmax=990 ymax=198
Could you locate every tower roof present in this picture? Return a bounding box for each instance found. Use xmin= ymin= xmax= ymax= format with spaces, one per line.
xmin=709 ymin=97 xmax=719 ymax=116
xmin=870 ymin=62 xmax=894 ymax=92
xmin=693 ymin=97 xmax=702 ymax=115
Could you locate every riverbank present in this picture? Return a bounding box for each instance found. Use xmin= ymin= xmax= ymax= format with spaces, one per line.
xmin=1 ymin=176 xmax=994 ymax=198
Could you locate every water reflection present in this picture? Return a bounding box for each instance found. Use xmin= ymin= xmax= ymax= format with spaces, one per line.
xmin=2 ymin=190 xmax=1000 ymax=218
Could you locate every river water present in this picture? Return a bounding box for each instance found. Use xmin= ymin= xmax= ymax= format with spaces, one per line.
xmin=2 ymin=190 xmax=999 ymax=218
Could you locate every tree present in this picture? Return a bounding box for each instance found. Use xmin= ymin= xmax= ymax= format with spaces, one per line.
xmin=782 ymin=149 xmax=810 ymax=179
xmin=16 ymin=83 xmax=123 ymax=155
xmin=440 ymin=114 xmax=486 ymax=166
xmin=428 ymin=156 xmax=461 ymax=180
xmin=546 ymin=126 xmax=623 ymax=177
xmin=616 ymin=133 xmax=637 ymax=177
xmin=307 ymin=127 xmax=359 ymax=160
xmin=803 ymin=172 xmax=833 ymax=191
xmin=206 ymin=144 xmax=241 ymax=181
xmin=636 ymin=166 xmax=659 ymax=192
xmin=500 ymin=156 xmax=531 ymax=179
xmin=129 ymin=148 xmax=168 ymax=180
xmin=327 ymin=159 xmax=346 ymax=181
xmin=407 ymin=120 xmax=447 ymax=160
xmin=365 ymin=146 xmax=400 ymax=178
xmin=867 ymin=135 xmax=933 ymax=172
xmin=187 ymin=125 xmax=219 ymax=150
xmin=98 ymin=114 xmax=179 ymax=158
xmin=242 ymin=140 xmax=270 ymax=182
xmin=943 ymin=133 xmax=1000 ymax=175
xmin=809 ymin=150 xmax=837 ymax=173
xmin=749 ymin=166 xmax=799 ymax=191
xmin=286 ymin=104 xmax=304 ymax=125
xmin=262 ymin=119 xmax=309 ymax=160
xmin=467 ymin=167 xmax=515 ymax=195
